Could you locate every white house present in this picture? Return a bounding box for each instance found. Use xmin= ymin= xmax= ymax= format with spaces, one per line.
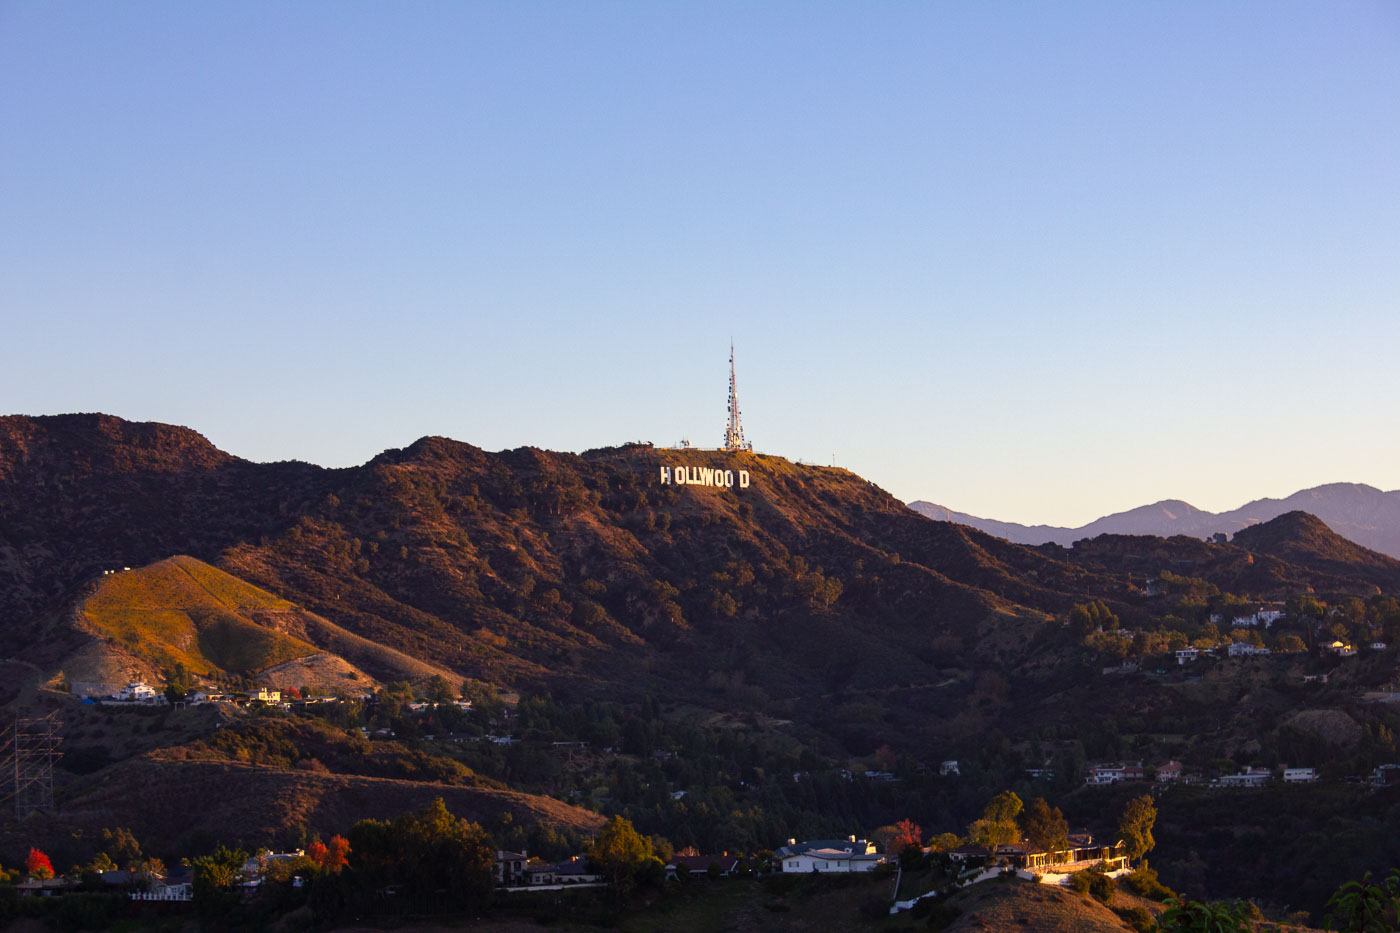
xmin=1233 ymin=610 xmax=1284 ymax=628
xmin=1085 ymin=763 xmax=1145 ymax=785
xmin=940 ymin=760 xmax=960 ymax=776
xmin=109 ymin=682 xmax=162 ymax=704
xmin=1174 ymin=647 xmax=1200 ymax=665
xmin=781 ymin=848 xmax=883 ymax=873
xmin=1227 ymin=643 xmax=1270 ymax=658
xmin=1283 ymin=767 xmax=1318 ymax=783
xmin=776 ymin=837 xmax=878 ymax=872
xmin=1218 ymin=767 xmax=1270 ymax=788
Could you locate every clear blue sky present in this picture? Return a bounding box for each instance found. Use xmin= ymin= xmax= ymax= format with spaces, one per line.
xmin=3 ymin=2 xmax=1398 ymax=526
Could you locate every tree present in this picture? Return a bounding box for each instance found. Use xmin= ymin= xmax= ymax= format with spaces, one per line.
xmin=588 ymin=815 xmax=656 ymax=889
xmin=191 ymin=844 xmax=247 ymax=913
xmin=324 ymin=834 xmax=351 ymax=873
xmin=1324 ymin=869 xmax=1400 ymax=932
xmin=344 ymin=798 xmax=494 ymax=912
xmin=1019 ymin=797 xmax=1069 ymax=859
xmin=100 ymin=826 xmax=142 ymax=870
xmin=1119 ymin=794 xmax=1157 ymax=861
xmin=891 ymin=819 xmax=922 ymax=855
xmin=25 ymin=848 xmax=53 ymax=880
xmin=967 ymin=791 xmax=1023 ymax=850
xmin=426 ymin=674 xmax=456 ymax=705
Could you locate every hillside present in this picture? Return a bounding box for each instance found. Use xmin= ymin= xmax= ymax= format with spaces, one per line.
xmin=1231 ymin=510 xmax=1400 ymax=592
xmin=912 ymin=482 xmax=1400 ymax=558
xmin=6 ymin=414 xmax=1400 ymax=920
xmin=58 ymin=554 xmax=456 ymax=692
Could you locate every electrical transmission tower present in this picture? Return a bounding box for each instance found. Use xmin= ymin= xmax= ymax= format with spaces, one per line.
xmin=0 ymin=713 xmax=61 ymax=817
xmin=722 ymin=341 xmax=752 ymax=451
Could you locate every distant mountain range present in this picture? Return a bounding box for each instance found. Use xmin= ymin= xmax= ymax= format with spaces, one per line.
xmin=910 ymin=482 xmax=1400 ymax=558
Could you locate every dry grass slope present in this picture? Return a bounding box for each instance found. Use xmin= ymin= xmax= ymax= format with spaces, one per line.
xmin=75 ymin=555 xmax=318 ymax=680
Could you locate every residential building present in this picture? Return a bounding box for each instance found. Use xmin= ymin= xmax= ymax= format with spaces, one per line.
xmin=666 ymin=854 xmax=741 ymax=879
xmin=495 ymin=850 xmax=529 ymax=886
xmin=1085 ymin=762 xmax=1146 ymax=785
xmin=776 ymin=836 xmax=879 ymax=872
xmin=1218 ymin=767 xmax=1270 ymax=788
xmin=1283 ymin=767 xmax=1318 ymax=783
xmin=1174 ymin=648 xmax=1200 ymax=665
xmin=1155 ymin=761 xmax=1184 ymax=783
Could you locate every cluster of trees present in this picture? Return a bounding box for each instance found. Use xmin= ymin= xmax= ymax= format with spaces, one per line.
xmin=1073 ymin=592 xmax=1400 ymax=665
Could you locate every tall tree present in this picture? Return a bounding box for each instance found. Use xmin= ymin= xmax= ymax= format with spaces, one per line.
xmin=588 ymin=814 xmax=655 ymax=888
xmin=1019 ymin=798 xmax=1069 ymax=858
xmin=1118 ymin=794 xmax=1157 ymax=861
xmin=967 ymin=790 xmax=1023 ymax=849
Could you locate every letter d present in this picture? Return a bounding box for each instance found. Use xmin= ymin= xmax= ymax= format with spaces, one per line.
xmin=739 ymin=471 xmax=750 ymax=488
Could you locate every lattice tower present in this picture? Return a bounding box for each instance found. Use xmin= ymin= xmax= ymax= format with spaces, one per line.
xmin=722 ymin=342 xmax=752 ymax=451
xmin=0 ymin=713 xmax=61 ymax=818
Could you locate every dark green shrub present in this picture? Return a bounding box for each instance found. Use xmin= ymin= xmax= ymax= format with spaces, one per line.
xmin=1124 ymin=866 xmax=1175 ymax=902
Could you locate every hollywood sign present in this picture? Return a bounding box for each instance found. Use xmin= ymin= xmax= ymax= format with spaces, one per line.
xmin=659 ymin=466 xmax=751 ymax=489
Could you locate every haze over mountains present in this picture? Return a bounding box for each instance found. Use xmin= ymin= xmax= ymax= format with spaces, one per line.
xmin=910 ymin=483 xmax=1400 ymax=559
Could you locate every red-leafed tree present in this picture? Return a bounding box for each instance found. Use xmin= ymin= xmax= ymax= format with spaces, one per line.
xmin=26 ymin=847 xmax=54 ymax=880
xmin=308 ymin=835 xmax=351 ymax=874
xmin=324 ymin=835 xmax=351 ymax=873
xmin=892 ymin=819 xmax=924 ymax=869
xmin=892 ymin=819 xmax=922 ymax=854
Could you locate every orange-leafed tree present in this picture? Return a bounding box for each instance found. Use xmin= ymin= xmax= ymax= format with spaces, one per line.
xmin=324 ymin=835 xmax=351 ymax=873
xmin=26 ymin=848 xmax=54 ymax=880
xmin=308 ymin=835 xmax=351 ymax=874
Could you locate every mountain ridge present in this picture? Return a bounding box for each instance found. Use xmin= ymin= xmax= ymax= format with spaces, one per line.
xmin=911 ymin=482 xmax=1400 ymax=558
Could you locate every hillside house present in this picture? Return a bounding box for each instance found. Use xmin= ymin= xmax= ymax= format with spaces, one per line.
xmin=1003 ymin=834 xmax=1130 ymax=874
xmin=1174 ymin=648 xmax=1200 ymax=665
xmin=1218 ymin=767 xmax=1270 ymax=788
xmin=251 ymin=686 xmax=282 ymax=704
xmin=1373 ymin=764 xmax=1400 ymax=788
xmin=109 ymin=682 xmax=161 ymax=704
xmin=781 ymin=847 xmax=883 ymax=873
xmin=948 ymin=844 xmax=992 ymax=863
xmin=1233 ymin=610 xmax=1284 ymax=628
xmin=1227 ymin=642 xmax=1270 ymax=657
xmin=666 ymin=854 xmax=741 ymax=879
xmin=1085 ymin=762 xmax=1145 ymax=785
xmin=1155 ymin=761 xmax=1185 ymax=783
xmin=1283 ymin=767 xmax=1318 ymax=783
xmin=1325 ymin=641 xmax=1358 ymax=657
xmin=524 ymin=860 xmax=557 ymax=885
xmin=776 ymin=836 xmax=880 ymax=872
xmin=495 ymin=850 xmax=529 ymax=886
xmin=552 ymin=855 xmax=604 ymax=885
xmin=940 ymin=760 xmax=960 ymax=776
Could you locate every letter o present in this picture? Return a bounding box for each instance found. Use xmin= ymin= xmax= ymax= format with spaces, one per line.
xmin=674 ymin=464 xmax=686 ymax=484
xmin=725 ymin=470 xmax=734 ymax=487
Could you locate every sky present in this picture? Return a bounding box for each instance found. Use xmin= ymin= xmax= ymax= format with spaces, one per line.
xmin=3 ymin=2 xmax=1398 ymax=527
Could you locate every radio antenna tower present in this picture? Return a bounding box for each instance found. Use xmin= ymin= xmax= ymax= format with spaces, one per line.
xmin=722 ymin=341 xmax=752 ymax=451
